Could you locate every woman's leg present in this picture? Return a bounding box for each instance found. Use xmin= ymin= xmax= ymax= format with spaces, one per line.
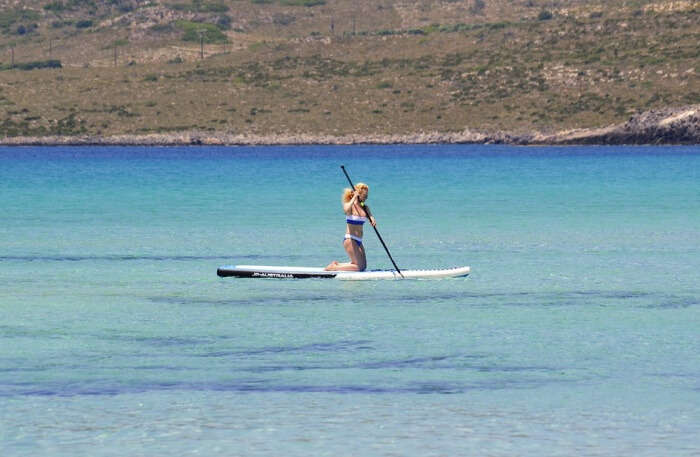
xmin=326 ymin=239 xmax=364 ymax=271
xmin=356 ymin=243 xmax=367 ymax=271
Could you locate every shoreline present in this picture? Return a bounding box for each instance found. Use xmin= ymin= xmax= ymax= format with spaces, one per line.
xmin=1 ymin=105 xmax=697 ymax=147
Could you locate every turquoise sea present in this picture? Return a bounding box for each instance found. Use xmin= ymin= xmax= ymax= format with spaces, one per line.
xmin=1 ymin=145 xmax=699 ymax=456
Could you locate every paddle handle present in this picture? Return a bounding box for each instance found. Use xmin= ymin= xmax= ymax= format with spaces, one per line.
xmin=340 ymin=165 xmax=403 ymax=278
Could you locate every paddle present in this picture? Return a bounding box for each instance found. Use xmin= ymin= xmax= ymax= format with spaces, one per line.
xmin=341 ymin=165 xmax=404 ymax=278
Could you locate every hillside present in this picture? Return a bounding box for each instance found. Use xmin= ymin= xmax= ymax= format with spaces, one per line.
xmin=0 ymin=0 xmax=698 ymax=141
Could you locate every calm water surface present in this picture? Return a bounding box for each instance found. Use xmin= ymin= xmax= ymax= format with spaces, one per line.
xmin=1 ymin=145 xmax=699 ymax=456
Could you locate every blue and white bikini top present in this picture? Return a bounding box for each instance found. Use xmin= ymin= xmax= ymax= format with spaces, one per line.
xmin=346 ymin=214 xmax=367 ymax=225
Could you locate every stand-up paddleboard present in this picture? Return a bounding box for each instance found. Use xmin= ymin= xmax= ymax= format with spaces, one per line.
xmin=219 ymin=167 xmax=470 ymax=281
xmin=217 ymin=265 xmax=470 ymax=280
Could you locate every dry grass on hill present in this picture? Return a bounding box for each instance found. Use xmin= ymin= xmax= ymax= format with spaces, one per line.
xmin=0 ymin=0 xmax=698 ymax=138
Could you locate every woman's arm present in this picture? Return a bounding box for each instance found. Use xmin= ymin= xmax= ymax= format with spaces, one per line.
xmin=343 ymin=191 xmax=359 ymax=213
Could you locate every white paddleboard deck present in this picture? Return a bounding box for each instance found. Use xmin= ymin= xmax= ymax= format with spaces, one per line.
xmin=217 ymin=265 xmax=470 ymax=280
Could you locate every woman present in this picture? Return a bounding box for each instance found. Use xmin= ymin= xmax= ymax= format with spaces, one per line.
xmin=325 ymin=182 xmax=376 ymax=271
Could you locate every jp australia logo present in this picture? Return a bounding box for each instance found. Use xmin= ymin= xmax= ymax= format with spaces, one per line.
xmin=252 ymin=272 xmax=294 ymax=278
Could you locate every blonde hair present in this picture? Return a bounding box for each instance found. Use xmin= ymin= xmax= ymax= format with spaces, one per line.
xmin=342 ymin=182 xmax=369 ymax=203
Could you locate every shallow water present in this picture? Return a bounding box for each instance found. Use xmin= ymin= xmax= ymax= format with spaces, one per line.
xmin=1 ymin=145 xmax=699 ymax=456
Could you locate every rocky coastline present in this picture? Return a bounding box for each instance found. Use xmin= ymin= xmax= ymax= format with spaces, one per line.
xmin=2 ymin=105 xmax=697 ymax=147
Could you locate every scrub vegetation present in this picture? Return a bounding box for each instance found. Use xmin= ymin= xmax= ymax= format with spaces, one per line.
xmin=0 ymin=0 xmax=697 ymax=137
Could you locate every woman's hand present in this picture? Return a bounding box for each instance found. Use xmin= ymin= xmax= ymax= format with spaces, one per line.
xmin=369 ymin=216 xmax=377 ymax=227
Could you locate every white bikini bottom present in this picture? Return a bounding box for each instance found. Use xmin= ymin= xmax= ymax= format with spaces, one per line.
xmin=344 ymin=234 xmax=363 ymax=246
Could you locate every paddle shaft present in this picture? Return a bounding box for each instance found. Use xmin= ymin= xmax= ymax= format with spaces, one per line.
xmin=340 ymin=165 xmax=403 ymax=278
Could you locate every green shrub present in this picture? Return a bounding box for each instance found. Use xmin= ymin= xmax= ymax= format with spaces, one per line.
xmin=538 ymin=10 xmax=553 ymax=20
xmin=176 ymin=20 xmax=228 ymax=43
xmin=76 ymin=19 xmax=93 ymax=28
xmin=169 ymin=2 xmax=229 ymax=12
xmin=66 ymin=0 xmax=97 ymax=9
xmin=0 ymin=9 xmax=40 ymax=32
xmin=217 ymin=14 xmax=232 ymax=29
xmin=204 ymin=2 xmax=229 ymax=12
xmin=279 ymin=0 xmax=325 ymax=6
xmin=469 ymin=0 xmax=485 ymax=14
xmin=150 ymin=23 xmax=174 ymax=33
xmin=105 ymin=39 xmax=129 ymax=49
xmin=487 ymin=22 xmax=507 ymax=30
xmin=44 ymin=1 xmax=66 ymax=11
xmin=1 ymin=60 xmax=62 ymax=71
xmin=422 ymin=24 xmax=440 ymax=34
